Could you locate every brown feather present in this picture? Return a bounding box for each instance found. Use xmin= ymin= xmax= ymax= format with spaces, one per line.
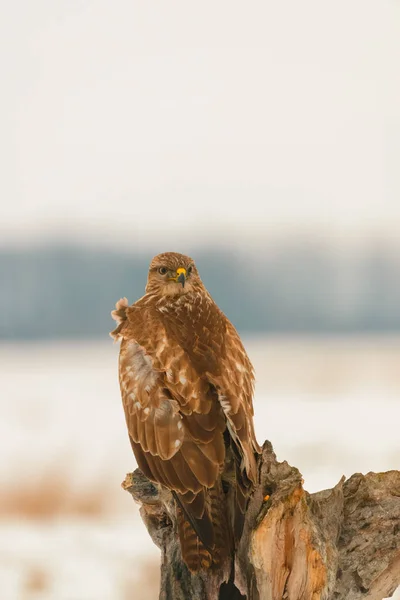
xmin=180 ymin=441 xmax=220 ymax=487
xmin=176 ymin=505 xmax=213 ymax=571
xmin=112 ymin=252 xmax=260 ymax=571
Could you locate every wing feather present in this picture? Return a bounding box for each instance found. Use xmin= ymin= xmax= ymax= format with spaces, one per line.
xmin=180 ymin=441 xmax=221 ymax=487
xmin=113 ymin=287 xmax=259 ymax=557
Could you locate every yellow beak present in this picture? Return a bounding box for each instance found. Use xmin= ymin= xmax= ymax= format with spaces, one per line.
xmin=175 ymin=267 xmax=186 ymax=287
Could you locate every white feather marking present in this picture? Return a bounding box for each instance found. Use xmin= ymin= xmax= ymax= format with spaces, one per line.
xmin=129 ymin=392 xmax=136 ymax=401
xmin=219 ymin=395 xmax=232 ymax=415
xmin=134 ymin=402 xmax=141 ymax=410
xmin=166 ymin=369 xmax=173 ymax=381
xmin=144 ymin=384 xmax=152 ymax=393
xmin=179 ymin=374 xmax=187 ymax=385
xmin=226 ymin=419 xmax=238 ymax=441
xmin=235 ymin=361 xmax=246 ymax=373
xmin=177 ymin=421 xmax=183 ymax=430
xmin=144 ymin=407 xmax=150 ymax=415
xmin=125 ymin=342 xmax=157 ymax=391
xmin=174 ymin=440 xmax=180 ymax=448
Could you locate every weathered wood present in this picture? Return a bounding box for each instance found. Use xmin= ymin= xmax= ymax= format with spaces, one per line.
xmin=122 ymin=441 xmax=400 ymax=600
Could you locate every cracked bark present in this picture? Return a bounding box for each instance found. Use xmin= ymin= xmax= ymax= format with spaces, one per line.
xmin=122 ymin=441 xmax=400 ymax=600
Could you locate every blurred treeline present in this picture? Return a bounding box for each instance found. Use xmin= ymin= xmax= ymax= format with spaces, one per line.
xmin=1 ymin=242 xmax=399 ymax=339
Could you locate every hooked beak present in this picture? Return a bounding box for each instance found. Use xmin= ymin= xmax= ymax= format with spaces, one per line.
xmin=176 ymin=267 xmax=186 ymax=288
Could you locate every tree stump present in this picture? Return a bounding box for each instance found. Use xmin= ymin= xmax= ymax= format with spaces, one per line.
xmin=122 ymin=441 xmax=400 ymax=600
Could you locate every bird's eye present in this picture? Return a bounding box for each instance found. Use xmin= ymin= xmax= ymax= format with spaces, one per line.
xmin=188 ymin=266 xmax=193 ymax=275
xmin=158 ymin=267 xmax=168 ymax=275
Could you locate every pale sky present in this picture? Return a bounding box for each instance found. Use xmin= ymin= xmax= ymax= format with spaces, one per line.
xmin=1 ymin=0 xmax=399 ymax=249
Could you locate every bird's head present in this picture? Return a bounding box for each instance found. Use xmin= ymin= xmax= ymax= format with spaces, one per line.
xmin=146 ymin=252 xmax=203 ymax=296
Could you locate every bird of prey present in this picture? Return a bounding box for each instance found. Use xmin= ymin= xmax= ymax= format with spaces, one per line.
xmin=111 ymin=252 xmax=260 ymax=572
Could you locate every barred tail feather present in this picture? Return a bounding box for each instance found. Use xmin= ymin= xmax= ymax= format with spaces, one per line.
xmin=175 ymin=481 xmax=231 ymax=573
xmin=177 ymin=506 xmax=213 ymax=571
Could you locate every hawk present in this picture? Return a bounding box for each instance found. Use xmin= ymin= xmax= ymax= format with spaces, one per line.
xmin=111 ymin=252 xmax=260 ymax=572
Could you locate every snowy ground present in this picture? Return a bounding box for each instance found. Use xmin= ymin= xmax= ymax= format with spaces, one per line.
xmin=0 ymin=337 xmax=399 ymax=599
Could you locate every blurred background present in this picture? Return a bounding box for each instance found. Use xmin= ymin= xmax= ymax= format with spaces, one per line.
xmin=1 ymin=1 xmax=399 ymax=598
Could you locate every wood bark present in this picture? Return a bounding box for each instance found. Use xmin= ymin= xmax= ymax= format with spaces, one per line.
xmin=122 ymin=441 xmax=400 ymax=600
